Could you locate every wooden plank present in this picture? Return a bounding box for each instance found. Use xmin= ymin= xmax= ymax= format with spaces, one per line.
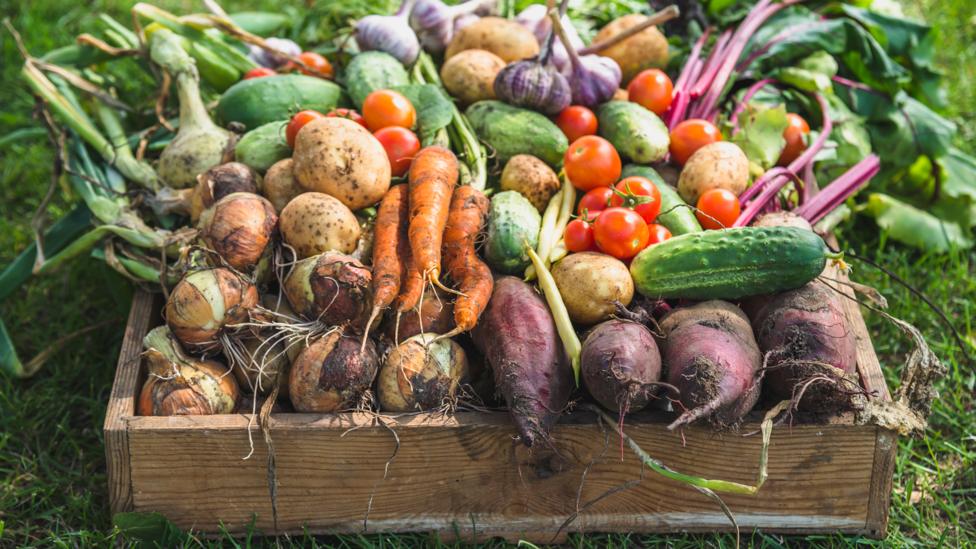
xmin=103 ymin=290 xmax=156 ymax=515
xmin=125 ymin=411 xmax=878 ymax=538
xmin=864 ymin=428 xmax=897 ymax=537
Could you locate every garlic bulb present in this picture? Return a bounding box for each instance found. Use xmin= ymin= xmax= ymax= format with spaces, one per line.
xmin=356 ymin=0 xmax=421 ymax=66
xmin=409 ymin=0 xmax=495 ymax=55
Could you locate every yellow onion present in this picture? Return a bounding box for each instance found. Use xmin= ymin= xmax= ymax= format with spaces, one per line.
xmin=189 ymin=162 xmax=261 ymax=222
xmin=377 ymin=333 xmax=469 ymax=412
xmin=234 ymin=335 xmax=292 ymax=397
xmin=165 ymin=268 xmax=259 ymax=352
xmin=289 ymin=328 xmax=380 ymax=412
xmin=138 ymin=326 xmax=239 ymax=416
xmin=199 ymin=192 xmax=278 ymax=271
xmin=282 ymin=251 xmax=371 ymax=327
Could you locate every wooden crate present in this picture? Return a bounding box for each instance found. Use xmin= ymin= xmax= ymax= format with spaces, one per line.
xmin=104 ymin=289 xmax=897 ymax=542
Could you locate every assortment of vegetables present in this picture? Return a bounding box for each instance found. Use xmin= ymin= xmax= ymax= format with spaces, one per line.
xmin=2 ymin=0 xmax=955 ymax=463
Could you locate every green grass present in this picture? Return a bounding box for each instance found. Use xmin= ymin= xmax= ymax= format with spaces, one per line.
xmin=0 ymin=0 xmax=974 ymax=547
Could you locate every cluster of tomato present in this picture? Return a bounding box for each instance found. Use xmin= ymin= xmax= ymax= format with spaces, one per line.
xmin=284 ymin=90 xmax=422 ymax=177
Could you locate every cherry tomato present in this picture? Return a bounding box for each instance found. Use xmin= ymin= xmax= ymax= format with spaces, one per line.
xmin=593 ymin=207 xmax=649 ymax=260
xmin=577 ymin=186 xmax=614 ymax=221
xmin=609 ymin=176 xmax=662 ymax=224
xmin=778 ymin=113 xmax=811 ymax=166
xmin=564 ymin=219 xmax=596 ymax=252
xmin=627 ymin=69 xmax=673 ymax=116
xmin=293 ymin=51 xmax=333 ymax=78
xmin=555 ymin=106 xmax=598 ymax=143
xmin=646 ymin=223 xmax=672 ymax=245
xmin=243 ymin=67 xmax=276 ymax=80
xmin=362 ymin=90 xmax=417 ymax=132
xmin=669 ymin=119 xmax=723 ymax=165
xmin=695 ymin=188 xmax=741 ymax=230
xmin=374 ymin=126 xmax=421 ymax=177
xmin=326 ymin=108 xmax=367 ymax=128
xmin=564 ymin=135 xmax=622 ymax=191
xmin=286 ymin=110 xmax=325 ymax=148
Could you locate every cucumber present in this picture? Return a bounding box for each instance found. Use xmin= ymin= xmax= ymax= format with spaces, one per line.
xmin=228 ymin=12 xmax=290 ymax=36
xmin=235 ymin=120 xmax=289 ymax=171
xmin=344 ymin=52 xmax=410 ymax=108
xmin=629 ymin=227 xmax=835 ymax=299
xmin=217 ymin=75 xmax=344 ymax=130
xmin=465 ymin=101 xmax=568 ymax=168
xmin=621 ymin=165 xmax=701 ymax=235
xmin=485 ymin=191 xmax=542 ymax=274
xmin=597 ymin=101 xmax=669 ymax=163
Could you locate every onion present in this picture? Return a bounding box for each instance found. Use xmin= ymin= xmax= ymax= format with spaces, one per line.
xmin=289 ymin=328 xmax=380 ymax=412
xmin=189 ymin=162 xmax=260 ymax=222
xmin=233 ymin=335 xmax=292 ymax=397
xmin=165 ymin=268 xmax=259 ymax=353
xmin=377 ymin=333 xmax=469 ymax=412
xmin=282 ymin=252 xmax=371 ymax=327
xmin=198 ymin=192 xmax=278 ymax=271
xmin=138 ymin=326 xmax=239 ymax=416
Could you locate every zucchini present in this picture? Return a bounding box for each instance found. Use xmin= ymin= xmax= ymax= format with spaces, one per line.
xmin=465 ymin=100 xmax=568 ymax=168
xmin=597 ymin=101 xmax=669 ymax=164
xmin=621 ymin=165 xmax=701 ymax=235
xmin=485 ymin=191 xmax=542 ymax=274
xmin=235 ymin=120 xmax=289 ymax=171
xmin=630 ymin=227 xmax=836 ymax=299
xmin=217 ymin=74 xmax=343 ymax=130
xmin=344 ymin=52 xmax=410 ymax=108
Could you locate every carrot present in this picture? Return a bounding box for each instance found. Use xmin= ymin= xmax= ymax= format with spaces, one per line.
xmin=363 ymin=184 xmax=409 ymax=345
xmin=437 ymin=185 xmax=493 ymax=340
xmin=407 ymin=146 xmax=459 ymax=292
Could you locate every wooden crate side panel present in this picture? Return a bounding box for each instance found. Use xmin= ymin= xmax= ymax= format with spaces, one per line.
xmin=126 ymin=414 xmax=877 ymax=537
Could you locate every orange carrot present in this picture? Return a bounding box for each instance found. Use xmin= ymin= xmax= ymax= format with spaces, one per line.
xmin=363 ymin=184 xmax=409 ymax=342
xmin=438 ymin=185 xmax=493 ymax=340
xmin=407 ymin=146 xmax=458 ymax=291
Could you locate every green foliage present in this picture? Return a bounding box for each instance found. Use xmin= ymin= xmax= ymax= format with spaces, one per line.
xmin=731 ymin=104 xmax=789 ymax=171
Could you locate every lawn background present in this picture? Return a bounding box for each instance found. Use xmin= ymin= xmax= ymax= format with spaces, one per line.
xmin=0 ymin=0 xmax=973 ymax=546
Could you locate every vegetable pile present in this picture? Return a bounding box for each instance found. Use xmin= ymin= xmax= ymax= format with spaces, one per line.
xmin=2 ymin=0 xmax=952 ymax=487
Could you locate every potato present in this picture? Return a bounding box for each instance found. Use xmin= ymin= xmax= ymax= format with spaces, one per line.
xmin=593 ymin=14 xmax=669 ymax=84
xmin=262 ymin=158 xmax=303 ymax=213
xmin=500 ymin=154 xmax=561 ymax=212
xmin=292 ymin=117 xmax=391 ymax=210
xmin=677 ymin=142 xmax=750 ymax=204
xmin=441 ymin=49 xmax=506 ymax=106
xmin=279 ymin=192 xmax=361 ymax=259
xmin=445 ymin=17 xmax=540 ymax=63
xmin=552 ymin=252 xmax=633 ymax=325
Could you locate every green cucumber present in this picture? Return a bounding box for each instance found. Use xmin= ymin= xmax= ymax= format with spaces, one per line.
xmin=597 ymin=101 xmax=669 ymax=163
xmin=630 ymin=227 xmax=836 ymax=299
xmin=344 ymin=51 xmax=410 ymax=108
xmin=235 ymin=120 xmax=289 ymax=171
xmin=217 ymin=74 xmax=343 ymax=130
xmin=621 ymin=165 xmax=701 ymax=235
xmin=485 ymin=191 xmax=542 ymax=274
xmin=465 ymin=100 xmax=568 ymax=168
xmin=228 ymin=12 xmax=290 ymax=36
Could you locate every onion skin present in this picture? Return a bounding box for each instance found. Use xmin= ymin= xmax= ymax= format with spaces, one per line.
xmin=234 ymin=335 xmax=292 ymax=397
xmin=199 ymin=192 xmax=278 ymax=271
xmin=190 ymin=162 xmax=260 ymax=222
xmin=165 ymin=268 xmax=259 ymax=352
xmin=289 ymin=329 xmax=380 ymax=412
xmin=282 ymin=252 xmax=372 ymax=328
xmin=381 ymin=286 xmax=454 ymax=342
xmin=377 ymin=333 xmax=469 ymax=412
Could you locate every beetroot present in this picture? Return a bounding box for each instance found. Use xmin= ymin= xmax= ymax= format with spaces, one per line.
xmin=745 ymin=280 xmax=858 ymax=413
xmin=473 ymin=276 xmax=573 ymax=447
xmin=660 ymin=301 xmax=762 ymax=429
xmin=580 ymin=320 xmax=662 ymax=415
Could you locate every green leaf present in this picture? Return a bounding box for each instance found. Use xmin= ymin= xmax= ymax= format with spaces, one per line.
xmin=114 ymin=512 xmax=180 ymax=545
xmin=391 ymin=84 xmax=454 ymax=145
xmin=732 ymin=104 xmax=788 ymax=171
xmin=863 ymin=193 xmax=973 ymax=251
xmin=771 ymin=51 xmax=838 ymax=93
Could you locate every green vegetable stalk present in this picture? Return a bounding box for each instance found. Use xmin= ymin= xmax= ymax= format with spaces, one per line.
xmin=526 ymin=245 xmax=581 ymax=385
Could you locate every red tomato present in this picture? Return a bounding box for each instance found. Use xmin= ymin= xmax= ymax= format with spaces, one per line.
xmin=577 ymin=186 xmax=614 ymax=221
xmin=695 ymin=188 xmax=741 ymax=230
xmin=362 ymin=90 xmax=417 ymax=132
xmin=243 ymin=67 xmax=276 ymax=80
xmin=374 ymin=127 xmax=421 ymax=177
xmin=326 ymin=108 xmax=367 ymax=128
xmin=646 ymin=223 xmax=672 ymax=245
xmin=286 ymin=110 xmax=325 ymax=148
xmin=669 ymin=119 xmax=723 ymax=165
xmin=564 ymin=219 xmax=596 ymax=252
xmin=627 ymin=69 xmax=674 ymax=116
xmin=778 ymin=113 xmax=811 ymax=166
xmin=609 ymin=176 xmax=662 ymax=224
xmin=564 ymin=135 xmax=622 ymax=191
xmin=593 ymin=207 xmax=649 ymax=260
xmin=294 ymin=51 xmax=333 ymax=78
xmin=555 ymin=106 xmax=598 ymax=143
